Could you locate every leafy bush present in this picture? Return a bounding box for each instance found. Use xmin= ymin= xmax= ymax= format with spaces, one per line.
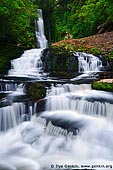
xmin=92 ymin=81 xmax=113 ymax=92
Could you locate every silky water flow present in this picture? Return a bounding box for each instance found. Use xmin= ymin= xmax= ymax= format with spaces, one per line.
xmin=0 ymin=9 xmax=113 ymax=170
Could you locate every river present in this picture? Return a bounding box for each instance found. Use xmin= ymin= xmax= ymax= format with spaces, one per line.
xmin=0 ymin=9 xmax=113 ymax=170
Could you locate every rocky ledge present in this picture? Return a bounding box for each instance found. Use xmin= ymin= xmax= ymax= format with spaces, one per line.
xmin=52 ymin=31 xmax=113 ymax=58
xmin=52 ymin=31 xmax=113 ymax=91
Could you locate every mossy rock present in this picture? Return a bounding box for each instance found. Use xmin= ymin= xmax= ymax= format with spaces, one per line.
xmin=41 ymin=47 xmax=78 ymax=74
xmin=92 ymin=80 xmax=113 ymax=92
xmin=107 ymin=50 xmax=113 ymax=71
xmin=27 ymin=83 xmax=46 ymax=100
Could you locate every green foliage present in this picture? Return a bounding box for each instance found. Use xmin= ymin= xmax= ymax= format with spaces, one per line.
xmin=92 ymin=81 xmax=113 ymax=92
xmin=108 ymin=51 xmax=113 ymax=60
xmin=0 ymin=0 xmax=38 ymax=47
xmin=28 ymin=83 xmax=46 ymax=100
xmin=0 ymin=44 xmax=25 ymax=74
xmin=1 ymin=0 xmax=113 ymax=46
xmin=90 ymin=48 xmax=102 ymax=55
xmin=35 ymin=0 xmax=113 ymax=42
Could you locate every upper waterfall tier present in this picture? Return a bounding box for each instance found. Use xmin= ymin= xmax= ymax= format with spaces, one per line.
xmin=8 ymin=9 xmax=48 ymax=77
xmin=35 ymin=9 xmax=48 ymax=48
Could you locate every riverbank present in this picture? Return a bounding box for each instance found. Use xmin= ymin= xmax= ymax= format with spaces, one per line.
xmin=52 ymin=31 xmax=113 ymax=92
xmin=52 ymin=31 xmax=113 ymax=58
xmin=52 ymin=31 xmax=113 ymax=71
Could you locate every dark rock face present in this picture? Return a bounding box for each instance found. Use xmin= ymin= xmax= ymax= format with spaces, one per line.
xmin=26 ymin=82 xmax=46 ymax=101
xmin=41 ymin=47 xmax=78 ymax=73
xmin=35 ymin=98 xmax=47 ymax=113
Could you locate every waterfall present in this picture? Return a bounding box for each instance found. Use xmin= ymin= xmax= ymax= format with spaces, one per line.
xmin=8 ymin=9 xmax=48 ymax=77
xmin=8 ymin=49 xmax=44 ymax=77
xmin=0 ymin=103 xmax=25 ymax=131
xmin=0 ymin=7 xmax=113 ymax=170
xmin=0 ymin=9 xmax=49 ymax=131
xmin=44 ymin=83 xmax=113 ymax=123
xmin=35 ymin=9 xmax=48 ymax=48
xmin=0 ymin=114 xmax=113 ymax=170
xmin=1 ymin=72 xmax=113 ymax=167
xmin=74 ymin=52 xmax=103 ymax=72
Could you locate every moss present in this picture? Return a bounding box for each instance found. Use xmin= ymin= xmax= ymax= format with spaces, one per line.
xmin=92 ymin=81 xmax=113 ymax=92
xmin=60 ymin=43 xmax=75 ymax=51
xmin=28 ymin=83 xmax=46 ymax=100
xmin=76 ymin=46 xmax=88 ymax=53
xmin=53 ymin=42 xmax=102 ymax=57
xmin=89 ymin=47 xmax=102 ymax=56
xmin=42 ymin=47 xmax=78 ymax=75
xmin=0 ymin=57 xmax=10 ymax=74
xmin=107 ymin=50 xmax=113 ymax=71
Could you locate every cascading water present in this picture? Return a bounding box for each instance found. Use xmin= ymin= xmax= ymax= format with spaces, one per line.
xmin=44 ymin=83 xmax=113 ymax=121
xmin=35 ymin=9 xmax=48 ymax=48
xmin=75 ymin=52 xmax=103 ymax=72
xmin=8 ymin=9 xmax=47 ymax=77
xmin=0 ymin=9 xmax=48 ymax=132
xmin=0 ymin=8 xmax=113 ymax=170
xmin=8 ymin=48 xmax=44 ymax=77
xmin=72 ymin=51 xmax=108 ymax=80
xmin=0 ymin=102 xmax=25 ymax=131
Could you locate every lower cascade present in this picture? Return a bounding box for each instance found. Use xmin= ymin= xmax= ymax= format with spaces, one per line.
xmin=0 ymin=9 xmax=113 ymax=170
xmin=0 ymin=81 xmax=113 ymax=169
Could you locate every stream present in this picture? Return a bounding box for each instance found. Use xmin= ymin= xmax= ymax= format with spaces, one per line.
xmin=0 ymin=9 xmax=113 ymax=170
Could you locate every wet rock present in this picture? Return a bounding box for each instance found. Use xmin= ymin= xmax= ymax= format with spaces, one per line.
xmin=27 ymin=82 xmax=46 ymax=101
xmin=41 ymin=47 xmax=78 ymax=74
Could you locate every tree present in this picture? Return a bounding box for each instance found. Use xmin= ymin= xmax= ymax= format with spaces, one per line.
xmin=53 ymin=0 xmax=113 ymax=40
xmin=0 ymin=0 xmax=38 ymax=47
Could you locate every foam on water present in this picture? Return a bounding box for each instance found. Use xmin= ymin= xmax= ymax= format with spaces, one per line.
xmin=45 ymin=84 xmax=113 ymax=123
xmin=8 ymin=49 xmax=43 ymax=77
xmin=0 ymin=115 xmax=113 ymax=169
xmin=75 ymin=52 xmax=103 ymax=72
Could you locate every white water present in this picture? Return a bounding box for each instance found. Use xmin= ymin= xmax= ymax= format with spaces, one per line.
xmin=35 ymin=9 xmax=48 ymax=48
xmin=45 ymin=84 xmax=113 ymax=122
xmin=1 ymin=81 xmax=113 ymax=169
xmin=0 ymin=116 xmax=113 ymax=170
xmin=74 ymin=52 xmax=103 ymax=72
xmin=8 ymin=9 xmax=48 ymax=77
xmin=1 ymin=7 xmax=113 ymax=170
xmin=0 ymin=102 xmax=26 ymax=131
xmin=8 ymin=48 xmax=44 ymax=77
xmin=1 ymin=83 xmax=112 ymax=169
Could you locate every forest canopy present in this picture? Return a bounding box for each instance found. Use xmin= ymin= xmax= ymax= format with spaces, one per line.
xmin=0 ymin=0 xmax=38 ymax=47
xmin=0 ymin=0 xmax=113 ymax=47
